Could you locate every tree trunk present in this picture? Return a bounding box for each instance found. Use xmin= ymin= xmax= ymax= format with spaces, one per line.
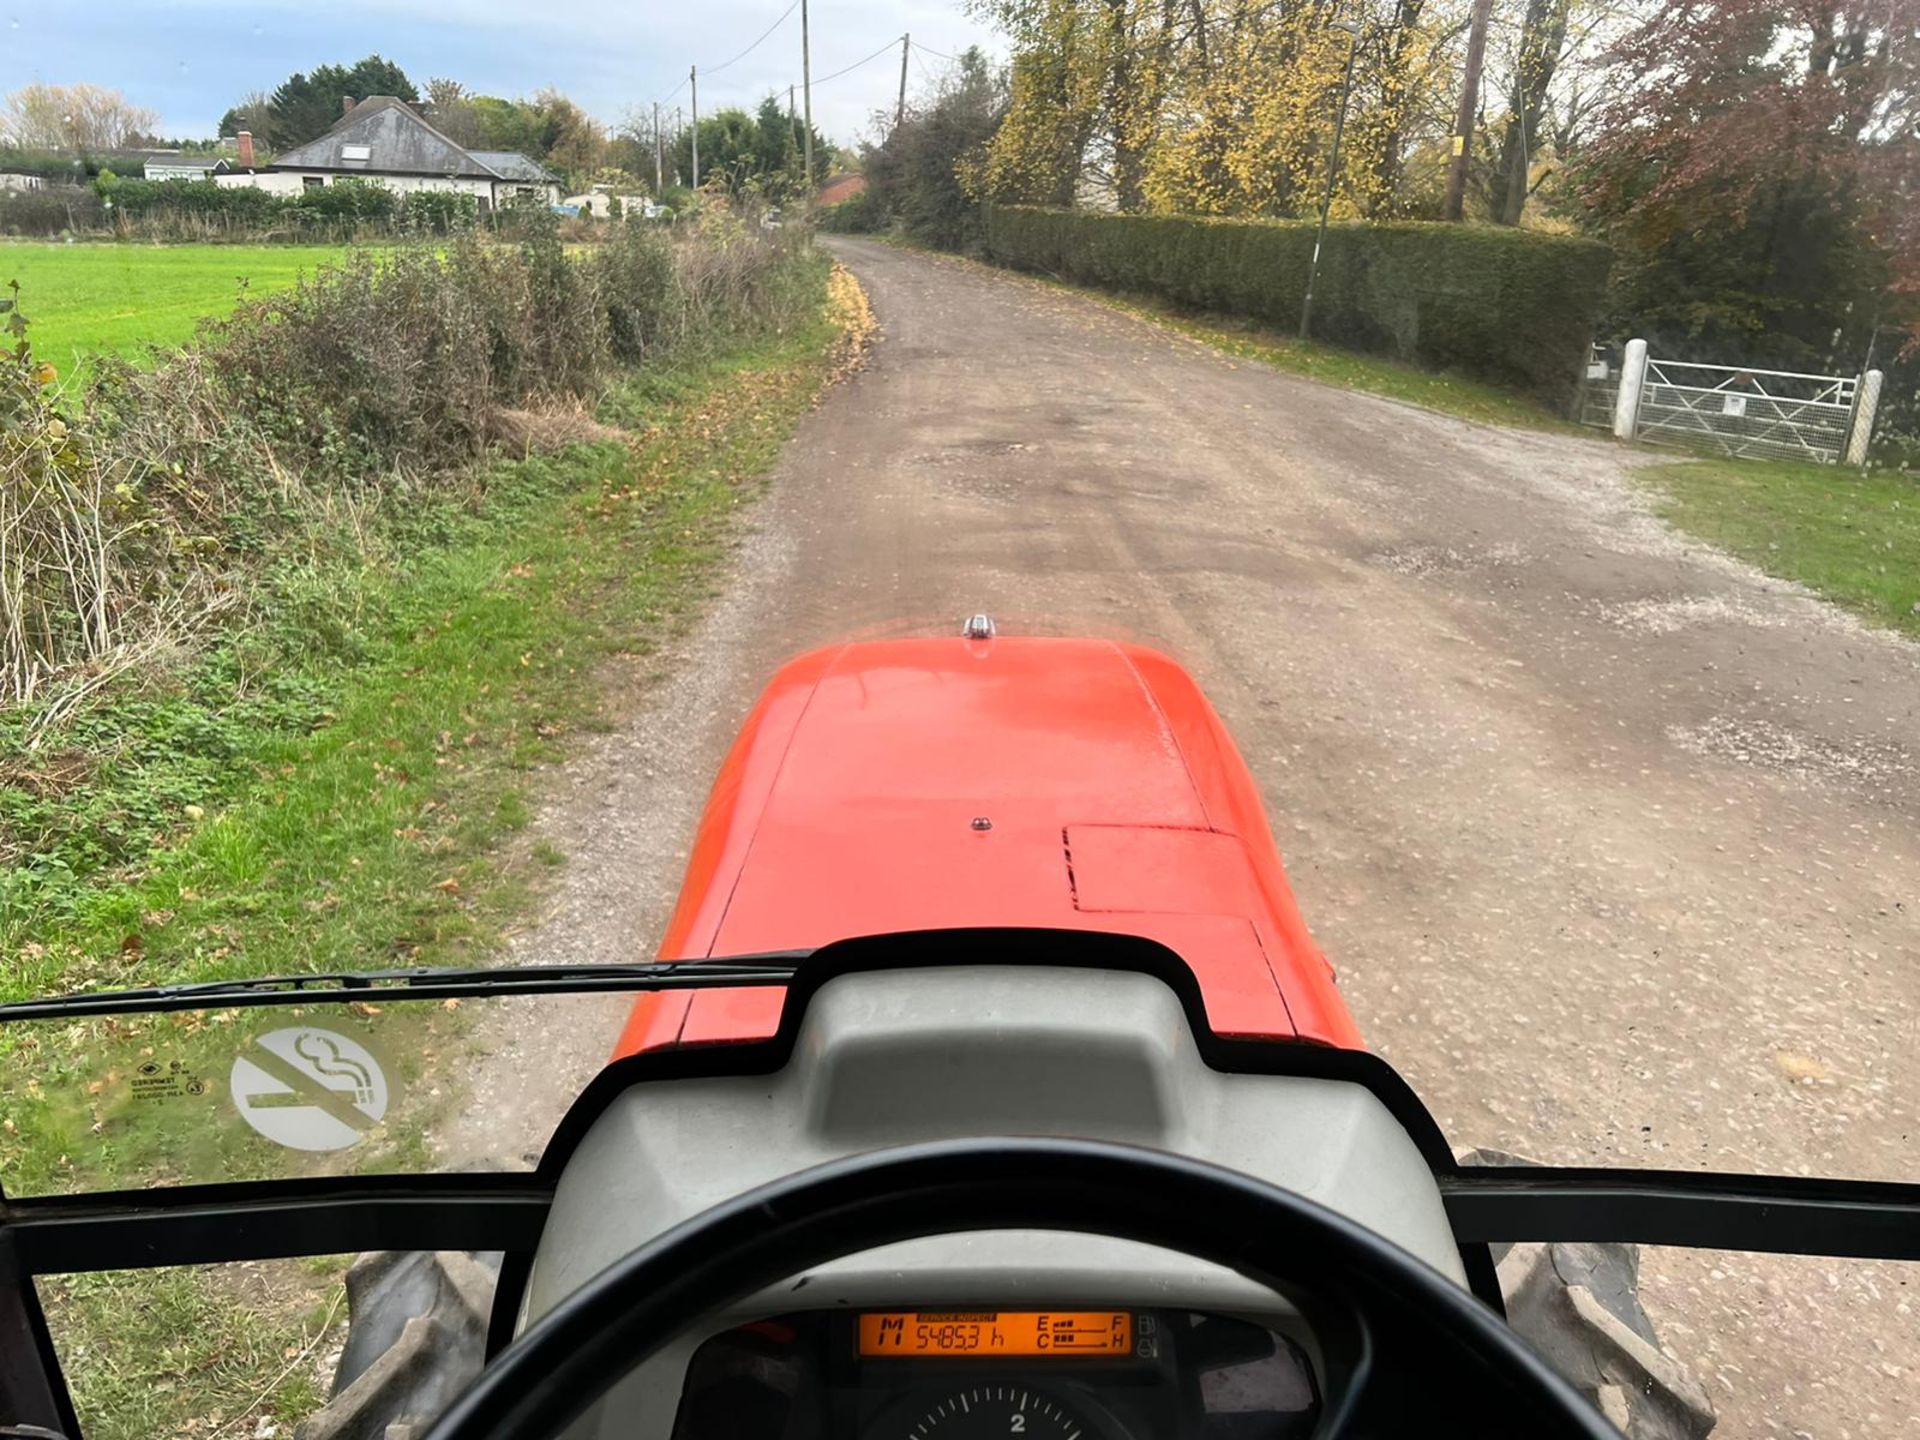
xmin=1106 ymin=0 xmax=1149 ymax=210
xmin=1488 ymin=0 xmax=1570 ymax=226
xmin=1368 ymin=0 xmax=1426 ymax=216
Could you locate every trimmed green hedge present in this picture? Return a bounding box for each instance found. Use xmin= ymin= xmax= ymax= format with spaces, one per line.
xmin=982 ymin=205 xmax=1612 ymax=406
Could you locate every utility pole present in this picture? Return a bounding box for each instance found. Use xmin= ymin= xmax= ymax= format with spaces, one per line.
xmin=690 ymin=65 xmax=700 ymax=191
xmin=1441 ymin=0 xmax=1494 ymax=221
xmin=801 ymin=0 xmax=814 ymax=191
xmin=652 ymin=100 xmax=663 ymax=192
xmin=1300 ymin=20 xmax=1359 ymax=341
xmin=897 ymin=33 xmax=911 ymax=130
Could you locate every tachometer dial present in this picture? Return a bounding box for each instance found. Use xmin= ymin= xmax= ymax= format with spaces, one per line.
xmin=874 ymin=1385 xmax=1106 ymax=1440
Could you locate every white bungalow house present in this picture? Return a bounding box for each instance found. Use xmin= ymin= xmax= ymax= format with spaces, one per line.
xmin=143 ymin=154 xmax=232 ymax=181
xmin=217 ymin=97 xmax=560 ymax=211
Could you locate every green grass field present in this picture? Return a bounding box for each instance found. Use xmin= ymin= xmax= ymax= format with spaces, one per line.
xmin=1638 ymin=458 xmax=1920 ymax=638
xmin=0 ymin=243 xmax=348 ymax=383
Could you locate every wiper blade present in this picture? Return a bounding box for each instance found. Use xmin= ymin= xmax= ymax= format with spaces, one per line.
xmin=0 ymin=956 xmax=811 ymax=1022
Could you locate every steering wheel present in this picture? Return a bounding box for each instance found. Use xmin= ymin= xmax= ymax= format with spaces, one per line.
xmin=424 ymin=1137 xmax=1617 ymax=1440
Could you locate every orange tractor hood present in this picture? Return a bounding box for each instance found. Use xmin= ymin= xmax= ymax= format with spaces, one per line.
xmin=620 ymin=636 xmax=1360 ymax=1053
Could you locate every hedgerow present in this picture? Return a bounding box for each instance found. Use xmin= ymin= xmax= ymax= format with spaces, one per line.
xmin=981 ymin=205 xmax=1612 ymax=405
xmin=1 ymin=178 xmax=494 ymax=241
xmin=0 ymin=211 xmax=815 ymax=711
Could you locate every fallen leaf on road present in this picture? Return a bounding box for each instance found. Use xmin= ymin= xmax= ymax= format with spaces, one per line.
xmin=1775 ymin=1052 xmax=1833 ymax=1085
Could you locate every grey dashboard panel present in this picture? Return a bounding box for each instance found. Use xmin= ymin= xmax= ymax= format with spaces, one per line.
xmin=524 ymin=965 xmax=1460 ymax=1435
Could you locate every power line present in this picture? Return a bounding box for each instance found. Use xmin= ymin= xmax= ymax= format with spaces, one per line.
xmin=914 ymin=41 xmax=963 ymax=62
xmin=811 ymin=35 xmax=906 ymax=87
xmin=705 ymin=0 xmax=802 ymax=76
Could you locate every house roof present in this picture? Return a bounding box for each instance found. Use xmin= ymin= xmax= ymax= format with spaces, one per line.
xmin=268 ymin=97 xmax=550 ymax=182
xmin=817 ymin=173 xmax=867 ymax=205
xmin=470 ymin=150 xmax=556 ymax=183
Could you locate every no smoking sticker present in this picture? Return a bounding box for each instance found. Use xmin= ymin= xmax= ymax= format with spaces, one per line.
xmin=229 ymin=1027 xmax=389 ymax=1152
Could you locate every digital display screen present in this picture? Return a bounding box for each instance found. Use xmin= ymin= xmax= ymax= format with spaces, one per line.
xmin=858 ymin=1311 xmax=1134 ymax=1358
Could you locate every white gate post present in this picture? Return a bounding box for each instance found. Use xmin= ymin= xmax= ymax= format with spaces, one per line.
xmin=1844 ymin=368 xmax=1883 ymax=466
xmin=1613 ymin=338 xmax=1648 ymax=441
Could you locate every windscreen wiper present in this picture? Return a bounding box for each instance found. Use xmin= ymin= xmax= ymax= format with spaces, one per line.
xmin=0 ymin=956 xmax=812 ymax=1021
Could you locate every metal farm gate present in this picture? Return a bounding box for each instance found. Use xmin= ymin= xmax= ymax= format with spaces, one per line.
xmin=1581 ymin=340 xmax=1885 ymax=466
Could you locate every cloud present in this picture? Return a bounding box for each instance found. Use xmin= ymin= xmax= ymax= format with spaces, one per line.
xmin=22 ymin=0 xmax=1001 ymax=146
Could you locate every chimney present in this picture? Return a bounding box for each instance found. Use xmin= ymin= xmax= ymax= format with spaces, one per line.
xmin=236 ymin=130 xmax=255 ymax=168
xmin=342 ymin=95 xmax=356 ymax=117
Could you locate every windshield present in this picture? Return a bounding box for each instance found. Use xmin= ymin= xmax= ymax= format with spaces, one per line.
xmin=4 ymin=0 xmax=1918 ymax=1437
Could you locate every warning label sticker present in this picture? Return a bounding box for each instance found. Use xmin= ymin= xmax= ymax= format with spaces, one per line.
xmin=229 ymin=1027 xmax=389 ymax=1152
xmin=131 ymin=1058 xmax=208 ymax=1103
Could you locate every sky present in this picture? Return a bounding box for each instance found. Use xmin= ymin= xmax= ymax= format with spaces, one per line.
xmin=22 ymin=0 xmax=1004 ymax=150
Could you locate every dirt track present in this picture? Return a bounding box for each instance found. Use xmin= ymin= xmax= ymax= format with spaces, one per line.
xmin=462 ymin=238 xmax=1920 ymax=1435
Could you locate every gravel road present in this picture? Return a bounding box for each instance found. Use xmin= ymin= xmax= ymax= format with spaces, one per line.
xmin=452 ymin=238 xmax=1920 ymax=1436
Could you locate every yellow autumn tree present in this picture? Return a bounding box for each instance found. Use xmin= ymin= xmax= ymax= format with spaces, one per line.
xmin=972 ymin=0 xmax=1467 ymax=219
xmin=973 ymin=0 xmax=1172 ymax=208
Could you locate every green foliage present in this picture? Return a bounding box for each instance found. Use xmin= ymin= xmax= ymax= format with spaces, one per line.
xmin=467 ymin=95 xmax=551 ymax=157
xmin=57 ymin=177 xmax=482 ymax=241
xmin=100 ymin=176 xmax=283 ymax=224
xmin=592 ymin=224 xmax=677 ymax=360
xmin=670 ymin=100 xmax=833 ymax=200
xmin=860 ymin=48 xmax=1005 ymax=249
xmin=399 ymin=188 xmax=478 ymax=234
xmin=260 ymin=55 xmax=419 ymax=148
xmin=982 ymin=205 xmax=1612 ymax=405
xmin=818 ymin=189 xmax=884 ymax=234
xmin=289 ymin=175 xmax=397 ymax=225
xmin=1582 ymin=172 xmax=1891 ymax=371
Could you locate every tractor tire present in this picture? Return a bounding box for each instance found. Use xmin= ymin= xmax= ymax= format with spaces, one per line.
xmin=1460 ymin=1149 xmax=1716 ymax=1439
xmin=294 ymin=1251 xmax=502 ymax=1440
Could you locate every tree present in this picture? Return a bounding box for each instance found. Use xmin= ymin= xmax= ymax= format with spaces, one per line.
xmin=218 ymin=89 xmax=274 ymax=141
xmin=422 ymin=77 xmax=482 ymax=147
xmin=1 ymin=84 xmax=159 ymax=152
xmin=970 ymin=0 xmax=1105 ymax=207
xmin=752 ymin=95 xmax=797 ymax=179
xmin=1486 ymin=0 xmax=1573 ymax=224
xmin=467 ymin=96 xmax=551 ymax=157
xmin=662 ymin=100 xmax=831 ymax=197
xmin=674 ymin=107 xmax=758 ymax=189
xmin=868 ymin=47 xmax=1007 ymax=245
xmin=1578 ymin=0 xmax=1920 ymax=365
xmin=970 ymin=0 xmax=1465 ymax=219
xmin=534 ymin=89 xmax=606 ymax=182
xmin=257 ymin=55 xmax=419 ymax=148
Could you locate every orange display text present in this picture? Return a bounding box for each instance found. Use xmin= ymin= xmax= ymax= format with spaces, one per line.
xmin=858 ymin=1311 xmax=1133 ymax=1358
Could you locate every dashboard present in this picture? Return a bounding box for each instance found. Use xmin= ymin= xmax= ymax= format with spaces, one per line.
xmin=670 ymin=1308 xmax=1320 ymax=1440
